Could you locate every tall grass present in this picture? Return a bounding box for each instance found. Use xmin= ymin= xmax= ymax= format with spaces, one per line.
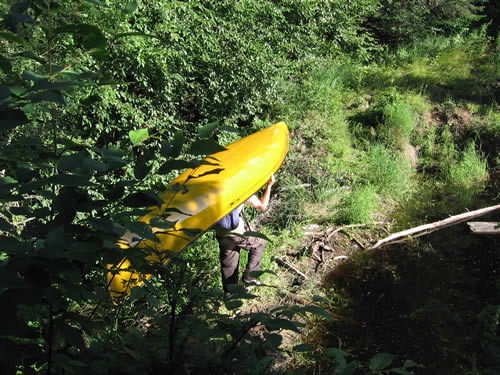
xmin=338 ymin=185 xmax=379 ymax=224
xmin=445 ymin=142 xmax=488 ymax=205
xmin=363 ymin=143 xmax=414 ymax=199
xmin=380 ymin=100 xmax=417 ymax=147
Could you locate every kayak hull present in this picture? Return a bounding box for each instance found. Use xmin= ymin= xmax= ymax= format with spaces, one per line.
xmin=107 ymin=122 xmax=289 ymax=299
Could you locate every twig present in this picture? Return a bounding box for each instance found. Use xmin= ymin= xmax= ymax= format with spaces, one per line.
xmin=222 ymin=319 xmax=258 ymax=357
xmin=327 ymin=222 xmax=384 ymax=240
xmin=369 ymin=204 xmax=500 ymax=250
xmin=334 ymin=256 xmax=349 ymax=261
xmin=311 ymin=251 xmax=322 ymax=263
xmin=275 ymin=258 xmax=309 ymax=280
xmin=341 ymin=230 xmax=366 ymax=250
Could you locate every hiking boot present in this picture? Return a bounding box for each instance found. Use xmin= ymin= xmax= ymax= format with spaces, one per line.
xmin=242 ymin=275 xmax=262 ymax=286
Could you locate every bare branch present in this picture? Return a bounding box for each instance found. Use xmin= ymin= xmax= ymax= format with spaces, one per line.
xmin=369 ymin=204 xmax=500 ymax=250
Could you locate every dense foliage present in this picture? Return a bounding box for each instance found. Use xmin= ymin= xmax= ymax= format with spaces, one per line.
xmin=0 ymin=0 xmax=497 ymax=374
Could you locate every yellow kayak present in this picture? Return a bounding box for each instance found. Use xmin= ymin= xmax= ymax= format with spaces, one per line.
xmin=107 ymin=122 xmax=289 ymax=299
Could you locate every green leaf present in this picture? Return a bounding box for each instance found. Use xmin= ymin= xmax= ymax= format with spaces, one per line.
xmin=0 ymin=236 xmax=25 ymax=253
xmin=263 ymin=333 xmax=282 ymax=348
xmin=146 ymin=294 xmax=159 ymax=308
xmin=46 ymin=226 xmax=65 ymax=251
xmin=0 ymin=58 xmax=12 ymax=74
xmin=90 ymin=218 xmax=126 ymax=236
xmin=121 ymin=1 xmax=138 ymax=14
xmin=52 ymin=353 xmax=86 ymax=371
xmin=15 ymin=51 xmax=46 ymax=64
xmin=46 ymin=174 xmax=93 ymax=187
xmin=125 ymin=222 xmax=158 ymax=242
xmin=103 ymin=185 xmax=125 ymax=201
xmin=198 ymin=121 xmax=218 ymax=138
xmin=58 ymin=153 xmax=85 ymax=171
xmin=83 ymin=0 xmax=111 ymax=8
xmin=16 ymin=167 xmax=37 ymax=183
xmin=180 ymin=228 xmax=202 ymax=237
xmin=161 ymin=131 xmax=184 ymax=158
xmin=312 ymin=295 xmax=330 ymax=304
xmin=293 ymin=344 xmax=315 ymax=352
xmin=302 ymin=305 xmax=332 ymax=320
xmin=60 ymin=325 xmax=86 ymax=350
xmin=265 ymin=318 xmax=304 ymax=333
xmin=134 ymin=160 xmax=152 ymax=180
xmin=0 ymin=109 xmax=28 ymax=131
xmin=0 ymin=217 xmax=13 ymax=231
xmin=23 ymin=70 xmax=49 ymax=81
xmin=242 ymin=231 xmax=273 ymax=243
xmin=26 ymin=90 xmax=65 ymax=104
xmin=33 ymin=207 xmax=51 ymax=218
xmin=221 ymin=125 xmax=240 ymax=133
xmin=403 ymin=360 xmax=421 ymax=369
xmin=188 ymin=140 xmax=226 ymax=156
xmin=186 ymin=167 xmax=224 ymax=180
xmin=149 ymin=217 xmax=177 ymax=229
xmin=390 ymin=369 xmax=414 ymax=375
xmin=0 ymin=31 xmax=27 ymax=46
xmin=112 ymin=32 xmax=161 ymax=41
xmin=324 ymin=347 xmax=349 ymax=359
xmin=224 ymin=298 xmax=243 ymax=310
xmin=99 ymin=147 xmax=128 ymax=169
xmin=56 ymin=24 xmax=107 ymax=59
xmin=129 ymin=285 xmax=146 ymax=301
xmin=0 ymin=85 xmax=10 ymax=99
xmin=369 ymin=353 xmax=394 ymax=372
xmin=158 ymin=160 xmax=193 ymax=174
xmin=129 ymin=128 xmax=149 ymax=145
xmin=123 ymin=191 xmax=162 ymax=208
xmin=10 ymin=206 xmax=31 ymax=216
xmin=32 ymin=79 xmax=88 ymax=91
xmin=82 ymin=157 xmax=108 ymax=172
xmin=0 ymin=176 xmax=18 ymax=194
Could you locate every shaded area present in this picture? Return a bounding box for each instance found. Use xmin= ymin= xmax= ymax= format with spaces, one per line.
xmin=320 ymin=212 xmax=500 ymax=374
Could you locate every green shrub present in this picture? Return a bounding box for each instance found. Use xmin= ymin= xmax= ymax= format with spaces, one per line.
xmin=368 ymin=0 xmax=486 ymax=45
xmin=363 ymin=144 xmax=413 ymax=199
xmin=445 ymin=142 xmax=488 ymax=203
xmin=380 ymin=100 xmax=417 ymax=147
xmin=338 ymin=185 xmax=379 ymax=224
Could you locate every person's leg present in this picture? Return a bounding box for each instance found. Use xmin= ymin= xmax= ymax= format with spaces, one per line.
xmin=238 ymin=237 xmax=266 ymax=284
xmin=217 ymin=235 xmax=241 ymax=292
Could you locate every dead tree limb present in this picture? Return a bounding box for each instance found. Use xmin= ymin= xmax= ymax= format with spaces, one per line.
xmin=275 ymin=257 xmax=309 ymax=280
xmin=468 ymin=222 xmax=500 ymax=235
xmin=327 ymin=222 xmax=384 ymax=240
xmin=369 ymin=204 xmax=500 ymax=250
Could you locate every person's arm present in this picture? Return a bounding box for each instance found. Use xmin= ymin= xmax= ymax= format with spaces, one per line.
xmin=246 ymin=173 xmax=275 ymax=211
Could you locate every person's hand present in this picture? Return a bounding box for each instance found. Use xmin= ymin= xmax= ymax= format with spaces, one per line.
xmin=268 ymin=173 xmax=275 ymax=186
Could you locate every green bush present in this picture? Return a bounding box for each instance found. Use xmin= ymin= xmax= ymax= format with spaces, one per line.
xmin=338 ymin=185 xmax=379 ymax=224
xmin=363 ymin=144 xmax=413 ymax=199
xmin=380 ymin=100 xmax=417 ymax=147
xmin=367 ymin=0 xmax=486 ymax=45
xmin=445 ymin=142 xmax=488 ymax=203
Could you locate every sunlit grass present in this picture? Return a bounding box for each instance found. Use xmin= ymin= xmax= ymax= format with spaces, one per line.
xmin=445 ymin=142 xmax=489 ymax=203
xmin=338 ymin=185 xmax=379 ymax=224
xmin=362 ymin=143 xmax=414 ymax=199
xmin=380 ymin=100 xmax=416 ymax=147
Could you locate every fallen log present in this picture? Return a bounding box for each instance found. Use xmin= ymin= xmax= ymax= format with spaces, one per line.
xmin=467 ymin=221 xmax=500 ymax=235
xmin=369 ymin=204 xmax=500 ymax=249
